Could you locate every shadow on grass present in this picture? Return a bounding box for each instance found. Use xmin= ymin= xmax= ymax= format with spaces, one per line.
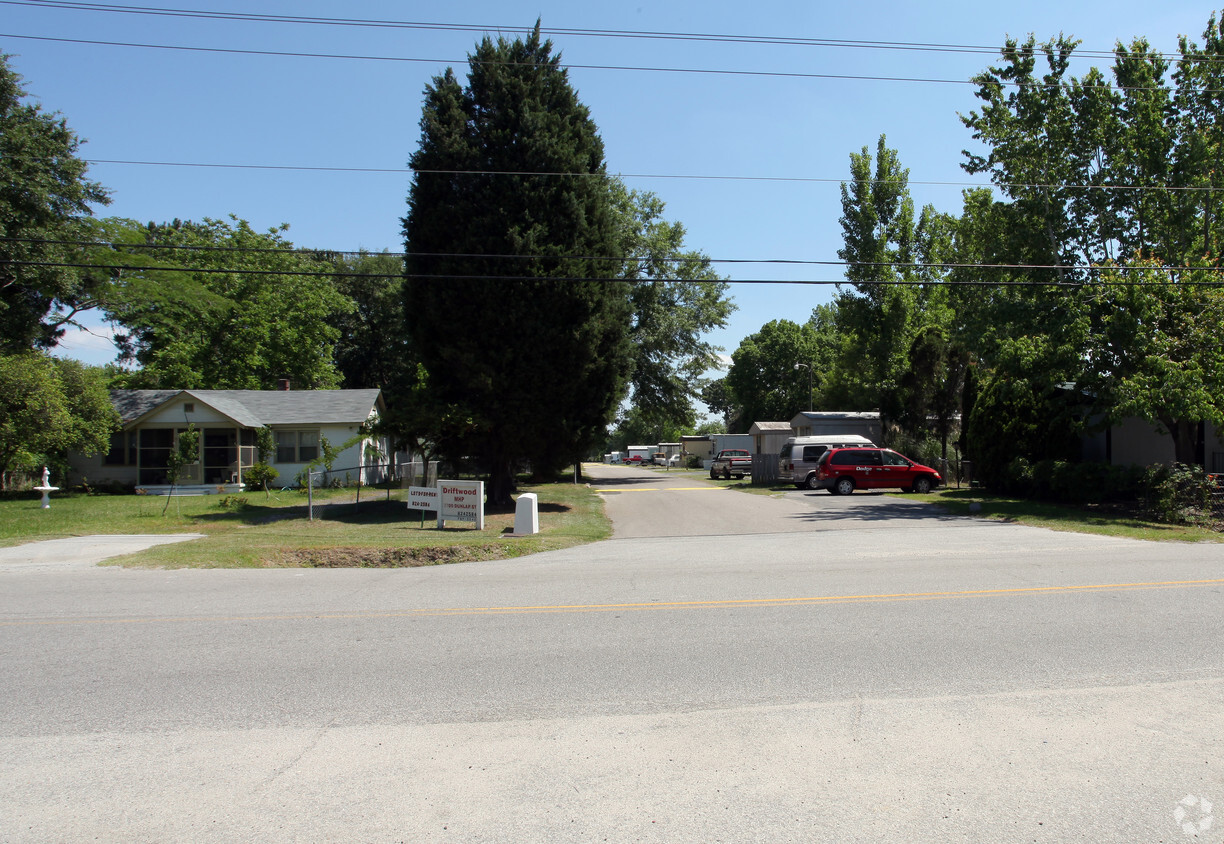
xmin=933 ymin=489 xmax=1192 ymax=534
xmin=192 ymin=498 xmax=414 ymax=526
xmin=192 ymin=497 xmax=574 ymax=527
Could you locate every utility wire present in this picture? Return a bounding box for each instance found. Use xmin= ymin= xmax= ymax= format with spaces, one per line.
xmin=80 ymin=158 xmax=1224 ymax=194
xmin=6 ymin=258 xmax=1222 ymax=285
xmin=0 ymin=33 xmax=980 ymax=87
xmin=5 ymin=31 xmax=1216 ymax=95
xmin=6 ymin=237 xmax=1217 ymax=273
xmin=0 ymin=0 xmax=1138 ymax=59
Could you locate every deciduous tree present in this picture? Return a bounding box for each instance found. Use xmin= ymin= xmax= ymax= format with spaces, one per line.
xmin=104 ymin=216 xmax=350 ymax=390
xmin=0 ymin=54 xmax=110 ymax=352
xmin=725 ymin=320 xmax=823 ymax=429
xmin=0 ymin=352 xmax=117 ymax=487
xmin=611 ymin=180 xmax=734 ymax=426
xmin=1078 ymin=265 xmax=1224 ymax=464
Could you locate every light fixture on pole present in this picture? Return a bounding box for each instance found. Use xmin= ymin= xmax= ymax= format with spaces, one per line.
xmin=793 ymin=362 xmax=813 ymax=411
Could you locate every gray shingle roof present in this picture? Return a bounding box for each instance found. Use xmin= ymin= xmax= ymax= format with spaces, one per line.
xmin=111 ymin=389 xmax=382 ymax=427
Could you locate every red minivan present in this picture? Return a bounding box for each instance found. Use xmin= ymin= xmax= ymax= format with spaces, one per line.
xmin=813 ymin=447 xmax=942 ymax=495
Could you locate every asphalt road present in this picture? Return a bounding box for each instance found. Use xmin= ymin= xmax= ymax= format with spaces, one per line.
xmin=1 ymin=466 xmax=1222 ymax=842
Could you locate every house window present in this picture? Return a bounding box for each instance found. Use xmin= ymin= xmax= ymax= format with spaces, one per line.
xmin=275 ymin=430 xmax=320 ymax=463
xmin=103 ymin=430 xmax=138 ymax=465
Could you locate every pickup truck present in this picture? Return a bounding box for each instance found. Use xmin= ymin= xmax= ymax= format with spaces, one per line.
xmin=710 ymin=448 xmax=752 ymax=480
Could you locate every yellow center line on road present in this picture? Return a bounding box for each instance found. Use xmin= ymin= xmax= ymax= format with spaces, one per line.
xmin=5 ymin=579 xmax=1223 ymax=626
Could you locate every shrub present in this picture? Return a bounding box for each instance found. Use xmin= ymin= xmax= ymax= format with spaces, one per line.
xmin=1139 ymin=463 xmax=1215 ymax=524
xmin=217 ymin=495 xmax=247 ymax=511
xmin=245 ymin=462 xmax=279 ymax=496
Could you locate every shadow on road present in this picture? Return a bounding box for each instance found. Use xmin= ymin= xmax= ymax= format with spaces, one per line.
xmin=585 ymin=475 xmax=677 ymax=488
xmin=784 ymin=493 xmax=970 ymax=524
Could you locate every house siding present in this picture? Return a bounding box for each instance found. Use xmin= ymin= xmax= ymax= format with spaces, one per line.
xmin=65 ymin=389 xmax=386 ymax=490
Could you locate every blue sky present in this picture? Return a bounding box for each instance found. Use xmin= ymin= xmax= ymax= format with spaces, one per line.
xmin=4 ymin=0 xmax=1215 ymax=377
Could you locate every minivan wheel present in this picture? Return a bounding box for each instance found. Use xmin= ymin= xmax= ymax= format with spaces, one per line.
xmin=912 ymin=476 xmax=933 ymax=494
xmin=835 ymin=477 xmax=855 ymax=496
xmin=804 ymin=474 xmax=820 ymax=491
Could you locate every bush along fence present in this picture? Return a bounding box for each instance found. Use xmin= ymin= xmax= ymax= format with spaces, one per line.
xmin=992 ymin=459 xmax=1222 ymax=527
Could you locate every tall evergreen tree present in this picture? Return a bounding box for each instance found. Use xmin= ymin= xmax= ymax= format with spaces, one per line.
xmin=403 ymin=25 xmax=631 ymax=506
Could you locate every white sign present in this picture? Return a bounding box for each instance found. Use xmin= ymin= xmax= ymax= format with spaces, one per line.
xmin=406 ymin=486 xmax=439 ymax=511
xmin=438 ymin=480 xmax=484 ymax=529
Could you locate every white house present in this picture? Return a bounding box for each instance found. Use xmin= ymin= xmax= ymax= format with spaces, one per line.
xmin=69 ymin=388 xmax=387 ymax=492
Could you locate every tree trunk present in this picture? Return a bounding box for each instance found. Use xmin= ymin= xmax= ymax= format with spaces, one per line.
xmin=487 ymin=457 xmax=515 ymax=508
xmin=1165 ymin=416 xmax=1202 ymax=466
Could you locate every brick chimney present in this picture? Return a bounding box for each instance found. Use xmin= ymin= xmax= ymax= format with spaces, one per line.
xmin=277 ymin=379 xmax=291 ymax=391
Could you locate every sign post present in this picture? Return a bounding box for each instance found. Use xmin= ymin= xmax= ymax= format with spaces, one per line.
xmin=438 ymin=480 xmax=484 ymax=529
xmin=406 ymin=485 xmax=439 ymax=528
xmin=406 ymin=480 xmax=484 ymax=529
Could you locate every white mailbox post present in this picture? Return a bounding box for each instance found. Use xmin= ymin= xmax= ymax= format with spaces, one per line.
xmin=514 ymin=492 xmax=539 ymax=535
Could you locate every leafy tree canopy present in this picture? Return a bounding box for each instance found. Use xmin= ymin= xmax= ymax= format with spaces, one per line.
xmin=611 ymin=179 xmax=735 ymax=425
xmin=0 ymin=54 xmax=110 ymax=352
xmin=725 ymin=319 xmax=825 ymax=429
xmin=0 ymin=352 xmax=117 ymax=487
xmin=104 ymin=216 xmax=350 ymax=390
xmin=1078 ymin=264 xmax=1224 ymax=463
xmin=833 ymin=136 xmax=954 ymax=419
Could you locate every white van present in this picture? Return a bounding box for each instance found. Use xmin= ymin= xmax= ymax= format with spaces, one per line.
xmin=778 ymin=434 xmax=876 ymax=489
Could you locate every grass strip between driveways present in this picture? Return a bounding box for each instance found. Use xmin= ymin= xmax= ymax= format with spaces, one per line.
xmin=0 ymin=480 xmax=612 ymax=568
xmin=730 ymin=479 xmax=1221 ymax=542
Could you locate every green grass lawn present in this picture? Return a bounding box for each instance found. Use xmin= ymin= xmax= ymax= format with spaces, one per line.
xmin=0 ymin=481 xmax=612 ymax=568
xmin=911 ymin=487 xmax=1223 ymax=542
xmin=736 ymin=479 xmax=1222 ymax=542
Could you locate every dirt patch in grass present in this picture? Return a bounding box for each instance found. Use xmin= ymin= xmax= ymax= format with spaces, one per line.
xmin=281 ymin=544 xmax=514 ymax=568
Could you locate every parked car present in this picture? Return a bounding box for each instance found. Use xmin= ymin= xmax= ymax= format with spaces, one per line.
xmin=651 ymin=452 xmax=668 ymax=466
xmin=710 ymin=448 xmax=752 ymax=480
xmin=813 ymin=447 xmax=943 ymax=495
xmin=624 ymin=454 xmax=644 ymax=466
xmin=778 ymin=434 xmax=876 ymax=489
xmin=668 ymin=453 xmax=682 ymax=467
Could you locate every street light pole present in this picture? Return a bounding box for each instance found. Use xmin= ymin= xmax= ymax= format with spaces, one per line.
xmin=793 ymin=362 xmax=813 ymax=411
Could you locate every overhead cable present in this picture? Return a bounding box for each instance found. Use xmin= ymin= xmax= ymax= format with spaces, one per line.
xmin=0 ymin=0 xmax=1142 ymax=60
xmin=6 ymin=258 xmax=1222 ymax=286
xmin=80 ymin=158 xmax=1224 ymax=193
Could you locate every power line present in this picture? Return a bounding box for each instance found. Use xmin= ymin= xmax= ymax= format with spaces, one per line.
xmin=9 ymin=237 xmax=1223 ymax=273
xmin=0 ymin=32 xmax=982 ymax=87
xmin=80 ymin=158 xmax=1224 ymax=194
xmin=9 ymin=30 xmax=1214 ymax=95
xmin=7 ymin=259 xmax=1222 ymax=285
xmin=0 ymin=0 xmax=1139 ymax=60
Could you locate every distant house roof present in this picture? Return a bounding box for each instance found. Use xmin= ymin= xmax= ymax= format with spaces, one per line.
xmin=111 ymin=389 xmax=383 ymax=428
xmin=749 ymin=421 xmax=792 ymax=434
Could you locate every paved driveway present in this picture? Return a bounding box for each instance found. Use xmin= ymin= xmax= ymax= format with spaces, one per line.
xmin=587 ymin=461 xmax=950 ymax=538
xmin=0 ymin=534 xmax=204 ymax=571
